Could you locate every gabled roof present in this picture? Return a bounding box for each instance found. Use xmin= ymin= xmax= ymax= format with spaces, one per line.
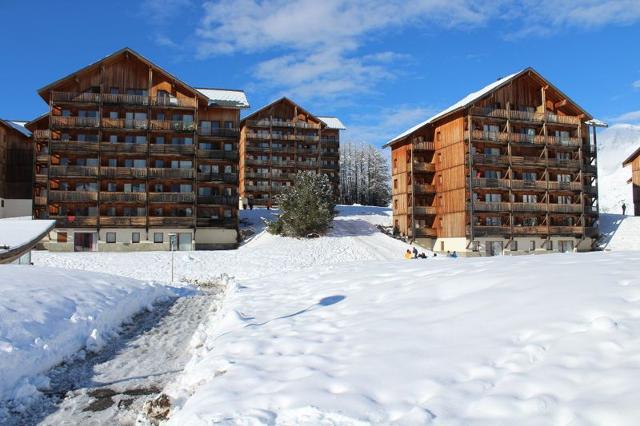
xmin=37 ymin=47 xmax=208 ymax=103
xmin=318 ymin=116 xmax=346 ymax=130
xmin=623 ymin=146 xmax=640 ymax=167
xmin=0 ymin=120 xmax=32 ymax=137
xmin=384 ymin=67 xmax=593 ymax=148
xmin=240 ymin=97 xmax=325 ymax=126
xmin=196 ymin=88 xmax=250 ymax=109
xmin=24 ymin=112 xmax=48 ymax=132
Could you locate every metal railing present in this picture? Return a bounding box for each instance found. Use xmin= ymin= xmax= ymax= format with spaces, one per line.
xmin=100 ymin=192 xmax=147 ymax=202
xmin=149 ymin=192 xmax=196 ymax=203
xmin=100 ymin=167 xmax=147 ymax=179
xmin=49 ymin=190 xmax=98 ymax=202
xmin=50 ymin=165 xmax=99 ymax=177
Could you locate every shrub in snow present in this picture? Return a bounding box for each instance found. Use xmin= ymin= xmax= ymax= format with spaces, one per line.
xmin=267 ymin=172 xmax=336 ymax=237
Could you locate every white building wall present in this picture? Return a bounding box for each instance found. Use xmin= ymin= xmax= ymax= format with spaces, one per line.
xmin=0 ymin=198 xmax=32 ymax=219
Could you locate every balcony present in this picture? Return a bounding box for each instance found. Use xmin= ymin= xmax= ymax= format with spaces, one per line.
xmin=582 ymin=164 xmax=597 ymax=174
xmin=197 ymin=149 xmax=238 ymax=160
xmin=473 ymin=225 xmax=511 ymax=236
xmin=198 ymin=172 xmax=238 ymax=183
xmin=198 ymin=128 xmax=239 ymax=138
xmin=35 ymin=174 xmax=48 ymax=184
xmin=197 ymin=195 xmax=238 ymax=205
xmin=413 ymin=206 xmax=436 ymax=215
xmin=245 ymin=144 xmax=270 ymax=152
xmin=512 ymin=226 xmax=549 ymax=235
xmin=321 ymin=150 xmax=340 ymax=157
xmin=50 ymin=165 xmax=99 ymax=177
xmin=36 ymin=153 xmax=49 ymax=163
xmin=472 ymin=154 xmax=510 ymax=166
xmin=100 ymin=167 xmax=147 ymax=179
xmin=102 ymin=93 xmax=149 ymax=106
xmin=100 ymin=143 xmax=148 ymax=154
xmin=321 ymin=163 xmax=339 ymax=170
xmin=472 ymin=178 xmax=510 ymax=189
xmin=246 ymin=132 xmax=271 ymax=140
xmin=548 ymin=225 xmax=583 ymax=235
xmin=149 ymin=120 xmax=196 ymax=132
xmin=149 ymin=144 xmax=195 ymax=155
xmin=470 ymin=107 xmax=581 ymax=126
xmin=414 ymin=228 xmax=437 ymax=238
xmin=149 ymin=192 xmax=195 ymax=203
xmin=547 ymin=158 xmax=581 ymax=169
xmin=246 ymin=158 xmax=270 ymax=166
xmin=101 ymin=118 xmax=148 ymax=130
xmin=466 ymin=129 xmax=581 ymax=147
xmin=244 ymin=171 xmax=271 ymax=179
xmin=414 ymin=184 xmax=436 ymax=194
xmin=148 ymin=217 xmax=194 ymax=227
xmin=244 ymin=185 xmax=271 ymax=192
xmin=51 ymin=91 xmax=100 ymax=104
xmin=271 ymin=146 xmax=298 ymax=153
xmin=510 ymin=155 xmax=547 ymax=167
xmin=51 ymin=141 xmax=99 ymax=153
xmin=473 ymin=201 xmax=511 ymax=212
xmin=196 ymin=217 xmax=237 ymax=228
xmin=547 ymin=181 xmax=582 ymax=191
xmin=33 ymin=129 xmax=51 ymax=140
xmin=413 ymin=162 xmax=436 ymax=173
xmin=51 ymin=216 xmax=98 ymax=227
xmin=413 ymin=141 xmax=435 ymax=151
xmin=100 ymin=192 xmax=147 ymax=202
xmin=510 ymin=180 xmax=548 ymax=190
xmin=51 ymin=116 xmax=100 ymax=129
xmin=148 ymin=168 xmax=194 ymax=179
xmin=49 ymin=190 xmax=98 ymax=202
xmin=34 ymin=196 xmax=47 ymax=206
xmin=152 ymin=96 xmax=196 ymax=108
xmin=511 ymin=202 xmax=548 ymax=212
xmin=99 ymin=216 xmax=147 ymax=227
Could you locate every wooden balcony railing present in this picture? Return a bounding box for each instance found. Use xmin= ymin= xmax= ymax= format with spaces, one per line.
xmin=473 ymin=201 xmax=511 ymax=212
xmin=149 ymin=120 xmax=196 ymax=132
xmin=51 ymin=91 xmax=100 ymax=104
xmin=244 ymin=185 xmax=271 ymax=192
xmin=413 ymin=206 xmax=436 ymax=215
xmin=101 ymin=118 xmax=148 ymax=130
xmin=49 ymin=190 xmax=98 ymax=202
xmin=33 ymin=129 xmax=51 ymax=140
xmin=149 ymin=144 xmax=195 ymax=155
xmin=270 ymin=146 xmax=297 ymax=153
xmin=548 ymin=225 xmax=583 ymax=234
xmin=413 ymin=141 xmax=435 ymax=151
xmin=35 ymin=174 xmax=48 ymax=184
xmin=51 ymin=216 xmax=98 ymax=227
xmin=147 ymin=168 xmax=194 ymax=179
xmin=197 ymin=173 xmax=238 ymax=183
xmin=196 ymin=149 xmax=238 ymax=160
xmin=102 ymin=93 xmax=149 ymax=106
xmin=198 ymin=128 xmax=239 ymax=138
xmin=322 ymin=150 xmax=340 ymax=157
xmin=36 ymin=154 xmax=49 ymax=163
xmin=466 ymin=129 xmax=581 ymax=147
xmin=414 ymin=227 xmax=438 ymax=237
xmin=149 ymin=192 xmax=195 ymax=203
xmin=245 ymin=144 xmax=271 ymax=152
xmin=547 ymin=181 xmax=582 ymax=191
xmin=100 ymin=192 xmax=147 ymax=202
xmin=472 ymin=178 xmax=510 ymax=189
xmin=473 ymin=225 xmax=511 ymax=236
xmin=244 ymin=171 xmax=271 ymax=179
xmin=196 ymin=217 xmax=237 ymax=227
xmin=152 ymin=96 xmax=196 ymax=108
xmin=100 ymin=143 xmax=148 ymax=154
xmin=100 ymin=167 xmax=147 ymax=179
xmin=246 ymin=132 xmax=272 ymax=139
xmin=51 ymin=141 xmax=99 ymax=153
xmin=511 ymin=202 xmax=549 ymax=212
xmin=414 ymin=184 xmax=436 ymax=194
xmin=99 ymin=216 xmax=147 ymax=226
xmin=51 ymin=116 xmax=100 ymax=128
xmin=470 ymin=107 xmax=581 ymax=126
xmin=34 ymin=196 xmax=47 ymax=206
xmin=472 ymin=154 xmax=510 ymax=165
xmin=197 ymin=195 xmax=238 ymax=205
xmin=50 ymin=165 xmax=99 ymax=177
xmin=148 ymin=217 xmax=194 ymax=227
xmin=547 ymin=158 xmax=581 ymax=168
xmin=510 ymin=180 xmax=548 ymax=190
xmin=246 ymin=158 xmax=270 ymax=166
xmin=511 ymin=226 xmax=549 ymax=235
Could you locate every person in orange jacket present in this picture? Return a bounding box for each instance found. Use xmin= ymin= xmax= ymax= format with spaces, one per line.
xmin=404 ymin=249 xmax=413 ymax=259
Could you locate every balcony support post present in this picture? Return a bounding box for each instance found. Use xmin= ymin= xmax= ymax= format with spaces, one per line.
xmin=467 ymin=114 xmax=475 ymax=247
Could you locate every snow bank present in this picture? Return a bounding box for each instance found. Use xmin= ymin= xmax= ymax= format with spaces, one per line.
xmin=0 ymin=266 xmax=176 ymax=405
xmin=600 ymin=214 xmax=640 ymax=251
xmin=167 ymin=252 xmax=640 ymax=425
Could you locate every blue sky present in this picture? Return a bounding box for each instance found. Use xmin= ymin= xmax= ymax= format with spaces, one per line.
xmin=2 ymin=0 xmax=640 ymax=146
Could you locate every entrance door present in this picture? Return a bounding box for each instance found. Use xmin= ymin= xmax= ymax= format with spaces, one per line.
xmin=558 ymin=240 xmax=574 ymax=253
xmin=178 ymin=232 xmax=192 ymax=251
xmin=74 ymin=232 xmax=96 ymax=252
xmin=486 ymin=241 xmax=503 ymax=256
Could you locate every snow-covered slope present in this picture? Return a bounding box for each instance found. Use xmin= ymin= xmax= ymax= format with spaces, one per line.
xmin=0 ymin=266 xmax=175 ymax=406
xmin=597 ymin=124 xmax=640 ymax=213
xmin=167 ymin=251 xmax=640 ymax=425
xmin=600 ymin=214 xmax=640 ymax=251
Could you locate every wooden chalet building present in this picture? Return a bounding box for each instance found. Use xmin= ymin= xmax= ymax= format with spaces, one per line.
xmin=239 ymin=98 xmax=343 ymax=206
xmin=25 ymin=47 xmax=249 ymax=252
xmin=385 ymin=68 xmax=600 ymax=256
xmin=623 ymin=147 xmax=640 ymax=216
xmin=0 ymin=119 xmax=33 ymax=218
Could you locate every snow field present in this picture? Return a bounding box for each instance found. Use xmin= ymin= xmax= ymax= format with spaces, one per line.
xmin=166 ymin=252 xmax=640 ymax=425
xmin=0 ymin=266 xmax=176 ymax=407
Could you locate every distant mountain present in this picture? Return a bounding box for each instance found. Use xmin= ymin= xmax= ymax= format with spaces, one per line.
xmin=596 ymin=124 xmax=640 ymax=213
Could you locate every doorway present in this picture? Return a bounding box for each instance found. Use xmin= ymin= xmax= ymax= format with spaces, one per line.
xmin=74 ymin=232 xmax=96 ymax=252
xmin=486 ymin=241 xmax=503 ymax=256
xmin=178 ymin=232 xmax=192 ymax=251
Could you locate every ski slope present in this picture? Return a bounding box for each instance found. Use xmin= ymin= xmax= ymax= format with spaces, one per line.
xmin=600 ymin=214 xmax=640 ymax=251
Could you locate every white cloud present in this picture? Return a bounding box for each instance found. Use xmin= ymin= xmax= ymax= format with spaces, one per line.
xmin=142 ymin=0 xmax=193 ymax=24
xmin=611 ymin=110 xmax=640 ymax=123
xmin=633 ymin=80 xmax=640 ymax=90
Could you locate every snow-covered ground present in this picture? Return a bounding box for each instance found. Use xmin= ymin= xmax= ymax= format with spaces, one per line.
xmin=0 ymin=266 xmax=175 ymax=413
xmin=9 ymin=205 xmax=640 ymax=424
xmin=600 ymin=214 xmax=640 ymax=251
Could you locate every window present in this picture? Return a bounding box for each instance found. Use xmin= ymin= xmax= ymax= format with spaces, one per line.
xmin=486 ymin=216 xmax=501 ymax=225
xmin=394 ymin=199 xmax=398 ymax=209
xmin=485 ymin=193 xmax=502 ymax=202
xmin=109 ymin=135 xmax=118 ymax=143
xmin=57 ymin=232 xmax=67 ymax=243
xmin=511 ymin=241 xmax=518 ymax=251
xmin=224 ymin=121 xmax=234 ymax=129
xmin=530 ymin=240 xmax=536 ymax=251
xmin=154 ymin=232 xmax=163 ymax=243
xmin=394 ymin=179 xmax=398 ymax=189
xmin=393 ymin=158 xmax=398 ymax=170
xmin=109 ymin=111 xmax=118 ymax=119
xmin=523 ymin=194 xmax=538 ymax=203
xmin=106 ymin=232 xmax=116 ymax=243
xmin=483 ymin=124 xmax=499 ymax=140
xmin=132 ymin=232 xmax=140 ymax=243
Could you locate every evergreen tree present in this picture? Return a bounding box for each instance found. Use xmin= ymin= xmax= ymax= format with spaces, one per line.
xmin=267 ymin=171 xmax=336 ymax=237
xmin=339 ymin=141 xmax=391 ymax=206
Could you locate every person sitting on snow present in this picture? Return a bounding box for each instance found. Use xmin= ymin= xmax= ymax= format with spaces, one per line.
xmin=412 ymin=246 xmax=418 ymax=259
xmin=404 ymin=249 xmax=413 ymax=259
xmin=451 ymin=251 xmax=458 ymax=258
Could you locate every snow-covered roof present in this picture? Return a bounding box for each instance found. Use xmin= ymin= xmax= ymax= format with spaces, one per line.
xmin=0 ymin=218 xmax=55 ymax=263
xmin=318 ymin=116 xmax=346 ymax=130
xmin=385 ymin=71 xmax=523 ymax=147
xmin=196 ymin=88 xmax=250 ymax=109
xmin=1 ymin=120 xmax=32 ymax=137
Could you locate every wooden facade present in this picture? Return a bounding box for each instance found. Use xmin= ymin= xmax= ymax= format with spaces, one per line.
xmin=0 ymin=120 xmax=33 ymax=217
xmin=26 ymin=48 xmax=247 ymax=250
xmin=387 ymin=68 xmax=599 ymax=255
xmin=238 ymin=98 xmax=341 ymax=205
xmin=623 ymin=147 xmax=640 ymax=216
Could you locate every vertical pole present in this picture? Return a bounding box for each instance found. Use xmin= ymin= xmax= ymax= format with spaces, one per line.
xmin=410 ymin=139 xmax=415 ymax=240
xmin=467 ymin=114 xmax=474 ymax=248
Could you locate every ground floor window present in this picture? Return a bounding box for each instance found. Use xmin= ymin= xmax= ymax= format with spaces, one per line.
xmin=511 ymin=241 xmax=518 ymax=251
xmin=154 ymin=232 xmax=163 ymax=243
xmin=530 ymin=240 xmax=535 ymax=251
xmin=106 ymin=232 xmax=116 ymax=243
xmin=57 ymin=232 xmax=67 ymax=243
xmin=132 ymin=232 xmax=140 ymax=243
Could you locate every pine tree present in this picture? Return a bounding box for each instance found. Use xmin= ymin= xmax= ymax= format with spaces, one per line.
xmin=267 ymin=171 xmax=337 ymax=237
xmin=339 ymin=141 xmax=391 ymax=206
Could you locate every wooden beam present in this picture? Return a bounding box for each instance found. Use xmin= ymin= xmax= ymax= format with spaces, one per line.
xmin=554 ymin=99 xmax=568 ymax=109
